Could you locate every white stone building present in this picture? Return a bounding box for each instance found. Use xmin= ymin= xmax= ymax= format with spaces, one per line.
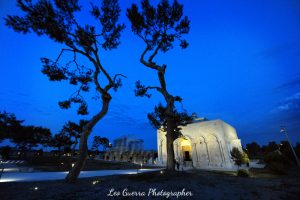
xmin=157 ymin=119 xmax=242 ymax=170
xmin=112 ymin=135 xmax=144 ymax=152
xmin=102 ymin=135 xmax=157 ymax=164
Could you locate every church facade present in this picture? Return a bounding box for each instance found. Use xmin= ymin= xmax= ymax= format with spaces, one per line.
xmin=157 ymin=119 xmax=242 ymax=170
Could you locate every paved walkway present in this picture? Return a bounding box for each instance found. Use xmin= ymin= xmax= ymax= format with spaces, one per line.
xmin=0 ymin=168 xmax=163 ymax=182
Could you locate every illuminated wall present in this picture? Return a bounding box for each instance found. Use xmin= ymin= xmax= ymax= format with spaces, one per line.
xmin=157 ymin=119 xmax=242 ymax=170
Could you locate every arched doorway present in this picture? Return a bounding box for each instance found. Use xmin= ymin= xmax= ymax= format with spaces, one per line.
xmin=181 ymin=139 xmax=192 ymax=161
xmin=174 ymin=137 xmax=193 ymax=163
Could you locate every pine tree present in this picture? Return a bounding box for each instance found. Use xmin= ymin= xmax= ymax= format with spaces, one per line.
xmin=5 ymin=0 xmax=125 ymax=182
xmin=127 ymin=0 xmax=191 ymax=171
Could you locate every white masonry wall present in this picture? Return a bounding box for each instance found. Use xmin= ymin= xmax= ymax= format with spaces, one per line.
xmin=157 ymin=119 xmax=242 ymax=170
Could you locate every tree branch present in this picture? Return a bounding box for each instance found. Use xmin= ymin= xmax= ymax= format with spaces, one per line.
xmin=140 ymin=47 xmax=161 ymax=70
xmin=93 ymin=67 xmax=105 ymax=94
xmin=93 ymin=49 xmax=113 ymax=85
xmin=146 ymin=85 xmax=162 ymax=93
xmin=54 ymin=48 xmax=74 ymax=65
xmin=148 ymin=42 xmax=161 ymax=64
xmin=103 ymin=73 xmax=126 ymax=92
xmin=113 ymin=74 xmax=127 ymax=82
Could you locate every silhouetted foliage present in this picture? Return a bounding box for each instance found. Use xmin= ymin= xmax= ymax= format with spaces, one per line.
xmin=127 ymin=0 xmax=191 ymax=171
xmin=5 ymin=0 xmax=125 ymax=182
xmin=134 ymin=81 xmax=152 ymax=98
xmin=244 ymin=140 xmax=300 ymax=168
xmin=266 ymin=141 xmax=278 ymax=153
xmin=92 ymin=136 xmax=110 ymax=152
xmin=278 ymin=140 xmax=299 ymax=165
xmin=0 ymin=111 xmax=24 ymax=142
xmin=51 ymin=130 xmax=73 ymax=154
xmin=11 ymin=125 xmax=52 ymax=151
xmin=245 ymin=142 xmax=261 ymax=159
xmin=0 ymin=146 xmax=12 ymax=160
xmin=36 ymin=148 xmax=43 ymax=156
xmin=127 ymin=0 xmax=190 ymax=52
xmin=5 ymin=0 xmax=125 ymax=117
xmin=264 ymin=151 xmax=292 ymax=174
xmin=148 ymin=103 xmax=193 ymax=138
xmin=62 ymin=120 xmax=88 ymax=154
xmin=0 ymin=111 xmax=51 ymax=151
xmin=260 ymin=140 xmax=300 ymax=174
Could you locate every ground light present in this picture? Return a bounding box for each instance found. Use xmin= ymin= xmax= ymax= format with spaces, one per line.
xmin=34 ymin=187 xmax=38 ymax=190
xmin=92 ymin=180 xmax=100 ymax=185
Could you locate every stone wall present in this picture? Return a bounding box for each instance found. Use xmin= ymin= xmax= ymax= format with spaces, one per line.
xmin=157 ymin=119 xmax=242 ymax=170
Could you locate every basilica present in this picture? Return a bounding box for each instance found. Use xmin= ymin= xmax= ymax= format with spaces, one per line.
xmin=157 ymin=119 xmax=243 ymax=170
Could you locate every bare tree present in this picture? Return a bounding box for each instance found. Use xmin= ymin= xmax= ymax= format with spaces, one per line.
xmin=5 ymin=0 xmax=125 ymax=182
xmin=127 ymin=0 xmax=190 ymax=171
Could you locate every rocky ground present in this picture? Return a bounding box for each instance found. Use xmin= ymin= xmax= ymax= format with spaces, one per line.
xmin=0 ymin=168 xmax=300 ymax=200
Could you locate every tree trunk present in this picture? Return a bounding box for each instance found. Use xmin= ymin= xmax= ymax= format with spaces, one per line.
xmin=166 ymin=118 xmax=175 ymax=171
xmin=166 ymin=135 xmax=175 ymax=170
xmin=65 ymin=96 xmax=111 ymax=183
xmin=65 ymin=129 xmax=89 ymax=183
xmin=72 ymin=139 xmax=78 ymax=156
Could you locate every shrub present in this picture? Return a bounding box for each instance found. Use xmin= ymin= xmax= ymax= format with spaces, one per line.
xmin=264 ymin=151 xmax=291 ymax=174
xmin=264 ymin=151 xmax=292 ymax=165
xmin=231 ymin=147 xmax=249 ymax=168
xmin=0 ymin=146 xmax=11 ymax=160
xmin=237 ymin=169 xmax=250 ymax=177
xmin=267 ymin=162 xmax=287 ymax=175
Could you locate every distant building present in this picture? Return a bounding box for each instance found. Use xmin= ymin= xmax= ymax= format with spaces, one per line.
xmin=101 ymin=135 xmax=157 ymax=164
xmin=112 ymin=135 xmax=144 ymax=152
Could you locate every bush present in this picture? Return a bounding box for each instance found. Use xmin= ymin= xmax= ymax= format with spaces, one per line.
xmin=231 ymin=147 xmax=250 ymax=168
xmin=267 ymin=162 xmax=287 ymax=175
xmin=264 ymin=151 xmax=292 ymax=165
xmin=264 ymin=151 xmax=291 ymax=174
xmin=237 ymin=169 xmax=250 ymax=177
xmin=0 ymin=146 xmax=11 ymax=160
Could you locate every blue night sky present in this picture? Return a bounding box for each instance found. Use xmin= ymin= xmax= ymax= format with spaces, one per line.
xmin=0 ymin=0 xmax=299 ymax=150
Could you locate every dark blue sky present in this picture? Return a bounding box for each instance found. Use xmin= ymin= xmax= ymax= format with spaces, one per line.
xmin=0 ymin=0 xmax=299 ymax=150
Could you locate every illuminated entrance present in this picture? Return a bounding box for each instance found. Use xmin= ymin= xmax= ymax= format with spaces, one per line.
xmin=174 ymin=137 xmax=193 ymax=163
xmin=181 ymin=139 xmax=192 ymax=161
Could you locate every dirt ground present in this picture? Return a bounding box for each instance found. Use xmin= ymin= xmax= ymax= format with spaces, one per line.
xmin=1 ymin=168 xmax=300 ymax=200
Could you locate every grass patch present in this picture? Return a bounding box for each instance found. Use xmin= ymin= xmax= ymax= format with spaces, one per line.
xmin=18 ymin=156 xmax=158 ymax=172
xmin=128 ymin=170 xmax=189 ymax=183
